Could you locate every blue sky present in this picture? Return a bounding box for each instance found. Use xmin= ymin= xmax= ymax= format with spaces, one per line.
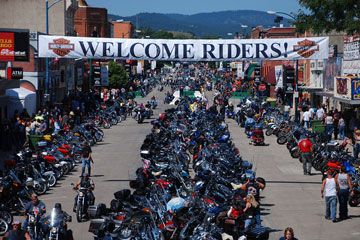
xmin=86 ymin=0 xmax=300 ymax=16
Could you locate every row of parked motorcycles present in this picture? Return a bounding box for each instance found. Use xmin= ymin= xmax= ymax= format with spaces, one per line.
xmin=235 ymin=96 xmax=360 ymax=207
xmin=258 ymin=103 xmax=360 ymax=207
xmin=0 ymin=102 xmax=122 ymax=238
xmin=87 ymin=98 xmax=269 ymax=240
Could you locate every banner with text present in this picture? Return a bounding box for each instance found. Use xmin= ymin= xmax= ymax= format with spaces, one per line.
xmin=38 ymin=35 xmax=329 ymax=61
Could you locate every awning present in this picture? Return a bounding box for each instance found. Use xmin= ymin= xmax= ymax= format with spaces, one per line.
xmin=332 ymin=97 xmax=360 ymax=105
xmin=315 ymin=91 xmax=334 ymax=97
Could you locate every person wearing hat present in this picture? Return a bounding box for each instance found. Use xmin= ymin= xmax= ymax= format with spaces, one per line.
xmin=3 ymin=220 xmax=30 ymax=240
xmin=321 ymin=170 xmax=339 ymax=222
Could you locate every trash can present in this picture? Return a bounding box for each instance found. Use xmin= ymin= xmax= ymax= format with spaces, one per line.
xmin=312 ymin=124 xmax=325 ymax=133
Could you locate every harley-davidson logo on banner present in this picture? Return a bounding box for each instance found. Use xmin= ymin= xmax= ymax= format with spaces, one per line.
xmin=38 ymin=35 xmax=329 ymax=61
xmin=0 ymin=30 xmax=29 ymax=61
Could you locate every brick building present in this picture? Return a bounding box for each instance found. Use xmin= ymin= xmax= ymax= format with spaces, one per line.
xmin=74 ymin=0 xmax=109 ymax=37
xmin=113 ymin=21 xmax=134 ymax=38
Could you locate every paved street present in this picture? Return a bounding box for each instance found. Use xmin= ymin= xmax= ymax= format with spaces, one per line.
xmin=227 ymin=118 xmax=360 ymax=240
xmin=39 ymin=90 xmax=167 ymax=240
xmin=34 ymin=90 xmax=360 ymax=240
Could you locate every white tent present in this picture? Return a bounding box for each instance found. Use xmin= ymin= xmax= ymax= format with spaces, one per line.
xmin=5 ymin=88 xmax=36 ymax=118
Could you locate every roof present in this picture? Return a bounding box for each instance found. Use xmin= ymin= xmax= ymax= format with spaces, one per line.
xmin=78 ymin=0 xmax=88 ymax=7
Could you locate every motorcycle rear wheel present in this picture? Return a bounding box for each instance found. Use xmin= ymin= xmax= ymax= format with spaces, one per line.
xmin=349 ymin=196 xmax=360 ymax=207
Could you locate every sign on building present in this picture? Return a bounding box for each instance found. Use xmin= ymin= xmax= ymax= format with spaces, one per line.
xmin=334 ymin=77 xmax=352 ymax=100
xmin=39 ymin=35 xmax=330 ymax=61
xmin=343 ymin=36 xmax=360 ymax=61
xmin=0 ymin=29 xmax=30 ymax=61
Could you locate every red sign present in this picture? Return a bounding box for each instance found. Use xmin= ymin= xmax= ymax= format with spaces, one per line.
xmin=0 ymin=32 xmax=15 ymax=61
xmin=258 ymin=84 xmax=266 ymax=91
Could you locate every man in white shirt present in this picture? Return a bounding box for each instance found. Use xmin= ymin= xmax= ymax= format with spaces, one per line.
xmin=284 ymin=104 xmax=291 ymax=120
xmin=317 ymin=106 xmax=325 ymax=120
xmin=303 ymin=110 xmax=311 ymax=129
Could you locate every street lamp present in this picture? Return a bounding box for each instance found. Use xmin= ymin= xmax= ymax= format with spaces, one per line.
xmin=267 ymin=10 xmax=300 ymax=122
xmin=267 ymin=10 xmax=297 ymax=20
xmin=45 ymin=0 xmax=63 ymax=98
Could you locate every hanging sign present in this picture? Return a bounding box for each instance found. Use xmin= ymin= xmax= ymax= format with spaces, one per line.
xmin=39 ymin=35 xmax=329 ymax=61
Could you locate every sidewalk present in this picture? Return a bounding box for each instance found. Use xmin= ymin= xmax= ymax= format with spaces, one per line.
xmin=226 ymin=118 xmax=360 ymax=240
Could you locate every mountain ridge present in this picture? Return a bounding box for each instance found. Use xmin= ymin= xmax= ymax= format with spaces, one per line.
xmin=108 ymin=10 xmax=292 ymax=37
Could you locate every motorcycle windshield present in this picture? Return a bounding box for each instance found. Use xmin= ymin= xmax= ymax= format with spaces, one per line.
xmin=50 ymin=208 xmax=61 ymax=227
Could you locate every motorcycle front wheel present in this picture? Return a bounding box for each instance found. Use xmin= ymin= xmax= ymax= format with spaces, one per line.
xmin=76 ymin=205 xmax=82 ymax=222
xmin=34 ymin=182 xmax=47 ymax=195
xmin=47 ymin=174 xmax=57 ymax=187
xmin=0 ymin=219 xmax=9 ymax=235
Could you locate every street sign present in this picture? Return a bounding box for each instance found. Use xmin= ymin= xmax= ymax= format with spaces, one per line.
xmin=11 ymin=67 xmax=23 ymax=79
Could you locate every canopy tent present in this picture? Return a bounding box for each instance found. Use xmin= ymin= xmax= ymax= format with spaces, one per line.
xmin=5 ymin=87 xmax=36 ymax=118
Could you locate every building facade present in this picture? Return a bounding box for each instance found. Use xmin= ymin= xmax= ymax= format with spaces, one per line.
xmin=74 ymin=0 xmax=109 ymax=37
xmin=0 ymin=0 xmax=78 ymax=114
xmin=113 ymin=21 xmax=134 ymax=38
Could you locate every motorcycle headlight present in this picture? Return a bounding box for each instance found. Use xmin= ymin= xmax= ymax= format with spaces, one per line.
xmin=51 ymin=227 xmax=57 ymax=233
xmin=79 ymin=192 xmax=84 ymax=197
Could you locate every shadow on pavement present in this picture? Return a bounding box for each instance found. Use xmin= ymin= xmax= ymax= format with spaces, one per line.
xmin=103 ymin=179 xmax=134 ymax=182
xmin=267 ymin=180 xmax=321 ymax=185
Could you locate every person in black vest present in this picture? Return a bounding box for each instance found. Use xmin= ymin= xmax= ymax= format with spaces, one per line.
xmin=73 ymin=174 xmax=95 ymax=212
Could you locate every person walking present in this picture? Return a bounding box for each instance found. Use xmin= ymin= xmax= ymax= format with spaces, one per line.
xmin=298 ymin=137 xmax=313 ymax=175
xmin=333 ymin=109 xmax=340 ymax=140
xmin=284 ymin=104 xmax=291 ymax=120
xmin=335 ymin=167 xmax=353 ymax=220
xmin=325 ymin=112 xmax=334 ymax=141
xmin=81 ymin=142 xmax=93 ymax=176
xmin=353 ymin=128 xmax=360 ymax=159
xmin=279 ymin=227 xmax=298 ymax=240
xmin=316 ymin=104 xmax=325 ymax=120
xmin=321 ymin=170 xmax=339 ymax=222
xmin=302 ymin=110 xmax=311 ymax=129
xmin=338 ymin=115 xmax=346 ymax=140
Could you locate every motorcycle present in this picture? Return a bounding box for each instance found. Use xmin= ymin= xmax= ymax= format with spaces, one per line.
xmin=73 ymin=185 xmax=92 ymax=222
xmin=48 ymin=207 xmax=72 ymax=240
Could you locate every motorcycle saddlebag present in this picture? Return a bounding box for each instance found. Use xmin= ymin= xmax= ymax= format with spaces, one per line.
xmin=114 ymin=189 xmax=131 ymax=201
xmin=246 ymin=226 xmax=269 ymax=240
xmin=88 ymin=218 xmax=105 ymax=234
xmin=88 ymin=203 xmax=107 ymax=219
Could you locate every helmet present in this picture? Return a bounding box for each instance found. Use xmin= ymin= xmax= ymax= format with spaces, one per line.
xmin=159 ymin=113 xmax=166 ymax=121
xmin=194 ymin=181 xmax=205 ymax=192
xmin=69 ymin=111 xmax=75 ymax=116
xmin=219 ymin=134 xmax=229 ymax=143
xmin=55 ymin=203 xmax=62 ymax=211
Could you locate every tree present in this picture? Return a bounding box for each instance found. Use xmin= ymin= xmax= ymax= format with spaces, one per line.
xmin=108 ymin=61 xmax=129 ymax=88
xmin=296 ymin=0 xmax=360 ymax=34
